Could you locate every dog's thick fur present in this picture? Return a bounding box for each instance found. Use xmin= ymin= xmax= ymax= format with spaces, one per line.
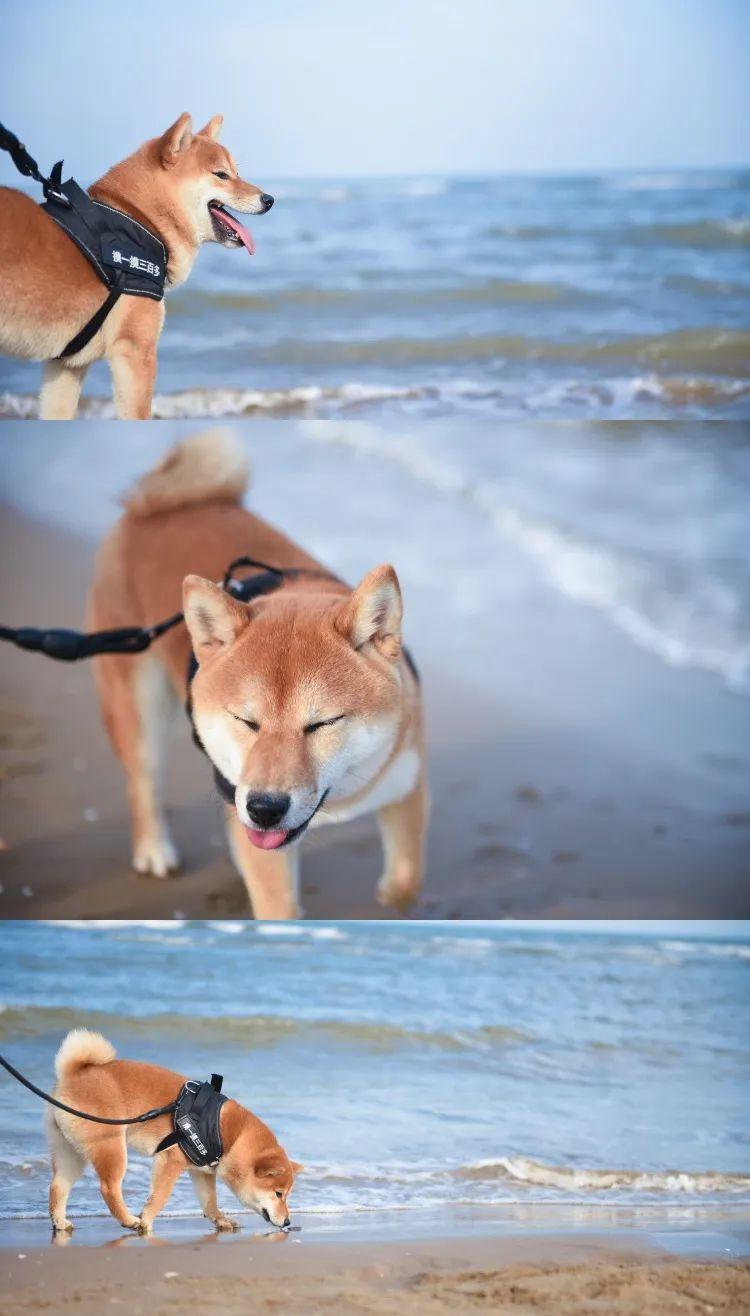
xmin=47 ymin=1029 xmax=301 ymax=1234
xmin=88 ymin=431 xmax=428 ymax=918
xmin=0 ymin=113 xmax=270 ymax=418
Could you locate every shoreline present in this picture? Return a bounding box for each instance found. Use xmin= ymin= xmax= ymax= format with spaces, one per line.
xmin=3 ymin=1200 xmax=750 ymax=1248
xmin=2 ymin=1210 xmax=749 ymax=1315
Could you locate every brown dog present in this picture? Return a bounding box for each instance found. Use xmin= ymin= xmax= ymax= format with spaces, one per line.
xmin=48 ymin=1029 xmax=302 ymax=1234
xmin=0 ymin=114 xmax=271 ymax=419
xmin=88 ymin=430 xmax=428 ymax=919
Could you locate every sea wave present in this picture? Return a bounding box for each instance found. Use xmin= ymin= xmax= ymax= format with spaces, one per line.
xmin=630 ymin=219 xmax=750 ymax=249
xmin=454 ymin=1157 xmax=750 ymax=1197
xmin=214 ymin=1154 xmax=750 ymax=1200
xmin=607 ymin=172 xmax=745 ymax=192
xmin=168 ymin=277 xmax=580 ymax=314
xmin=307 ymin=421 xmax=750 ymax=689
xmin=0 ymin=1005 xmax=530 ymax=1052
xmin=2 ymin=362 xmax=748 ymax=425
xmin=249 ymin=326 xmax=750 ymax=372
xmin=483 ymin=216 xmax=750 ymax=248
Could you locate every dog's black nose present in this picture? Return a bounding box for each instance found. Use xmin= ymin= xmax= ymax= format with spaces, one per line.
xmin=283 ymin=1216 xmax=290 ymax=1228
xmin=246 ymin=791 xmax=290 ymax=829
xmin=260 ymin=193 xmax=274 ymax=210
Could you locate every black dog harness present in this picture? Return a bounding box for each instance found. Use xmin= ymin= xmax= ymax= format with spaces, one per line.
xmin=155 ymin=1075 xmax=228 ymax=1168
xmin=1 ymin=122 xmax=166 ymax=358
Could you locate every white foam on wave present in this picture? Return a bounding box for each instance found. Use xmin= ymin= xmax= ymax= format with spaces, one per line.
xmin=477 ymin=1157 xmax=750 ymax=1197
xmin=255 ymin=923 xmax=347 ymax=941
xmin=2 ymin=368 xmax=748 ymax=424
xmin=399 ymin=178 xmax=448 ymax=197
xmin=48 ymin=919 xmax=186 ymax=930
xmin=607 ymin=172 xmax=737 ymax=192
xmin=660 ymin=940 xmax=750 ymax=961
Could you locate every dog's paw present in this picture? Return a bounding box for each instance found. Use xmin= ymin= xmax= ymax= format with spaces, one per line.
xmin=52 ymin=1219 xmax=74 ymax=1234
xmin=132 ymin=833 xmax=180 ymax=879
xmin=376 ymin=866 xmax=421 ymax=912
xmin=214 ymin=1215 xmax=240 ymax=1233
xmin=134 ymin=1216 xmax=153 ymax=1235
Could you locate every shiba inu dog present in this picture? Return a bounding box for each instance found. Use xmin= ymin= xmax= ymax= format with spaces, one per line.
xmin=88 ymin=430 xmax=428 ymax=919
xmin=0 ymin=113 xmax=272 ymax=419
xmin=48 ymin=1029 xmax=302 ymax=1234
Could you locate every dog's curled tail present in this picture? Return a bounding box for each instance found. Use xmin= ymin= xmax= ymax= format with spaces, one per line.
xmin=122 ymin=428 xmax=250 ymax=519
xmin=55 ymin=1029 xmax=116 ymax=1081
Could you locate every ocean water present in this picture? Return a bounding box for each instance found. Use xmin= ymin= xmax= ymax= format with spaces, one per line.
xmin=2 ymin=418 xmax=749 ymax=698
xmin=0 ymin=921 xmax=748 ymax=1223
xmin=1 ymin=172 xmax=749 ymax=418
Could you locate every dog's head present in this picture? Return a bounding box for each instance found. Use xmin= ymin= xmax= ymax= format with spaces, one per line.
xmin=183 ymin=567 xmax=405 ymax=849
xmin=151 ymin=112 xmax=272 ymax=254
xmin=221 ymin=1137 xmax=303 ymax=1228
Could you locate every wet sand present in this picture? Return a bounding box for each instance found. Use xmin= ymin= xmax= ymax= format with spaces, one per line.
xmin=1 ymin=506 xmax=748 ymax=919
xmin=2 ymin=1213 xmax=749 ymax=1316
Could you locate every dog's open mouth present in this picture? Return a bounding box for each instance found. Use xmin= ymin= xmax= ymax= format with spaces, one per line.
xmin=245 ymin=791 xmax=329 ymax=851
xmin=208 ymin=202 xmax=256 ymax=255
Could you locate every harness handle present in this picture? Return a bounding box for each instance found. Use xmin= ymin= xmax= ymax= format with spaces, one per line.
xmin=0 ymin=1053 xmax=177 ymax=1126
xmin=0 ymin=122 xmax=70 ymax=207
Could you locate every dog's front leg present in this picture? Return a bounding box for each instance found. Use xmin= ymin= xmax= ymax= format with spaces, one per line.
xmin=39 ymin=360 xmax=90 ymax=419
xmin=189 ymin=1168 xmax=239 ymax=1232
xmin=108 ymin=337 xmax=158 ymax=419
xmin=376 ymin=771 xmax=430 ymax=911
xmin=226 ymin=810 xmax=302 ymax=919
xmin=138 ymin=1150 xmax=185 ymax=1234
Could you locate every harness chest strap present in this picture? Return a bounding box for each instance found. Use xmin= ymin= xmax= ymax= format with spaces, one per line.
xmin=42 ymin=176 xmax=167 ymax=359
xmin=155 ymin=1075 xmax=228 ymax=1168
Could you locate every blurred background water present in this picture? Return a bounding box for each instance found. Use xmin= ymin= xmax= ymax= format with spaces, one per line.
xmin=1 ymin=173 xmax=749 ymax=418
xmin=0 ymin=921 xmax=748 ymax=1221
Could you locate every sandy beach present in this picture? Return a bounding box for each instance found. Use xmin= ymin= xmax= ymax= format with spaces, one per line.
xmin=1 ymin=502 xmax=748 ymax=919
xmin=2 ymin=1212 xmax=749 ymax=1315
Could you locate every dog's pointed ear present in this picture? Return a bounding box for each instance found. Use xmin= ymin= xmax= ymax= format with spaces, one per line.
xmin=160 ymin=112 xmax=193 ymax=167
xmin=290 ymin=1161 xmax=305 ymax=1175
xmin=254 ymin=1152 xmax=285 ymax=1179
xmin=183 ymin=575 xmax=249 ymax=662
xmin=198 ymin=114 xmax=223 ymax=140
xmin=335 ymin=564 xmax=402 ymax=661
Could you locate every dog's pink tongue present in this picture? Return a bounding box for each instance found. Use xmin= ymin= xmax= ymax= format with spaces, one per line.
xmin=210 ymin=204 xmax=256 ymax=255
xmin=246 ymin=828 xmax=287 ymax=850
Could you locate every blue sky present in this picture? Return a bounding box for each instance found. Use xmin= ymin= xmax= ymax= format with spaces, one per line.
xmin=1 ymin=0 xmax=748 ymax=180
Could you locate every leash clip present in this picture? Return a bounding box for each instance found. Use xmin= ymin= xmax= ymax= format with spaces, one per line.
xmin=43 ymin=160 xmax=71 ymax=209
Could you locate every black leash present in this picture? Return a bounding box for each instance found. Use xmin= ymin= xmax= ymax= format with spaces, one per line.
xmin=0 ymin=556 xmax=294 ymax=663
xmin=0 ymin=1053 xmax=177 ymax=1126
xmin=0 ymin=122 xmax=70 ymax=206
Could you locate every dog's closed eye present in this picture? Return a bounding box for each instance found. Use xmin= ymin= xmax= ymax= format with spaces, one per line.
xmin=213 ymin=170 xmax=231 ymax=180
xmin=304 ymin=715 xmax=345 ymax=735
xmin=228 ymin=710 xmax=260 ymax=732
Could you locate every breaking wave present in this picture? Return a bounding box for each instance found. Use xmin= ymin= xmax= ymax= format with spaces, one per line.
xmin=2 ymin=366 xmax=747 ymax=425
xmin=452 ymin=1157 xmax=750 ymax=1198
